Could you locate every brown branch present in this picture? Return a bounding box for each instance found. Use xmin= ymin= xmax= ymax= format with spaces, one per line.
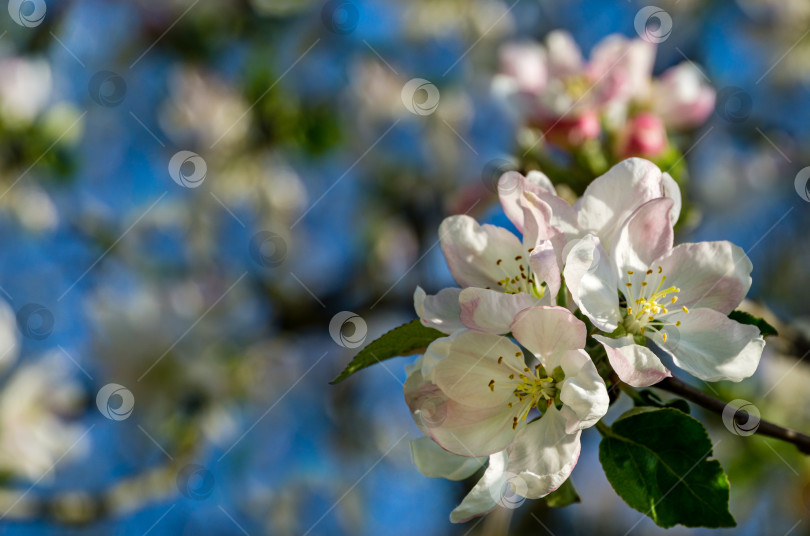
xmin=655 ymin=377 xmax=810 ymax=455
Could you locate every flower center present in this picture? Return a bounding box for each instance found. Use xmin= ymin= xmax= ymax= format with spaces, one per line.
xmin=488 ymin=352 xmax=558 ymax=430
xmin=621 ymin=265 xmax=688 ymax=339
xmin=563 ymin=74 xmax=592 ymax=100
xmin=490 ymin=253 xmax=546 ymax=299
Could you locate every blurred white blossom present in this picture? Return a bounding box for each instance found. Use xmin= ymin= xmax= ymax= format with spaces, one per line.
xmin=0 ymin=57 xmax=52 ymax=126
xmin=0 ymin=354 xmax=85 ymax=481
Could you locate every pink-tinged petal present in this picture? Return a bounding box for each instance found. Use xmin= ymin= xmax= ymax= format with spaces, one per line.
xmin=414 ymin=286 xmax=463 ymax=334
xmin=654 ymin=308 xmax=764 ymax=383
xmin=558 ymin=349 xmax=609 ymax=433
xmin=594 ymin=334 xmax=671 ymax=387
xmin=563 ymin=235 xmax=622 ymax=332
xmin=524 ymin=170 xmax=556 ymax=193
xmin=522 ymin=192 xmax=570 ymax=273
xmin=498 ymin=171 xmax=577 ymax=239
xmin=499 ymin=42 xmax=547 ymax=94
xmin=439 ymin=215 xmax=524 ymax=288
xmin=510 ymin=306 xmax=586 ymax=369
xmin=405 ymin=375 xmax=523 ymax=457
xmin=520 ymin=190 xmax=554 ymax=247
xmin=505 ymin=406 xmax=582 ymax=499
xmin=459 ymin=288 xmax=540 ymax=335
xmin=574 ymin=158 xmax=672 ymax=249
xmin=653 ymin=63 xmax=716 ymax=129
xmin=450 ymin=451 xmax=509 ymax=523
xmin=498 ymin=170 xmax=552 ymax=233
xmin=612 ymin=197 xmax=674 ymax=275
xmin=430 ymin=330 xmax=525 ymax=408
xmin=588 ymin=36 xmax=655 ymax=104
xmin=410 ymin=437 xmax=486 ymax=481
xmin=661 ymin=171 xmax=681 ymax=227
xmin=654 ymin=241 xmax=752 ymax=315
xmin=528 ymin=239 xmax=561 ymax=303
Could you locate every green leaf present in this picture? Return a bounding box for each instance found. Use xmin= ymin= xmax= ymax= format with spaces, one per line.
xmin=634 ymin=389 xmax=691 ymax=414
xmin=599 ymin=407 xmax=735 ymax=529
xmin=330 ymin=320 xmax=444 ymax=384
xmin=544 ymin=478 xmax=580 ymax=508
xmin=728 ymin=310 xmax=778 ymax=338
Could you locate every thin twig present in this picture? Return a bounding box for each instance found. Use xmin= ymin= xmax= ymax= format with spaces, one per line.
xmin=655 ymin=377 xmax=810 ymax=455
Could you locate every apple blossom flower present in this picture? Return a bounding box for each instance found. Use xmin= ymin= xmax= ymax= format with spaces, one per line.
xmin=495 ymin=31 xmax=715 ymax=147
xmin=494 ymin=31 xmax=654 ymax=144
xmin=414 ymin=170 xmax=563 ymax=335
xmin=0 ymin=353 xmax=86 ymax=481
xmin=564 ymin=197 xmax=765 ymax=386
xmin=417 ymin=158 xmax=680 ymax=335
xmin=405 ymin=307 xmax=608 ymax=478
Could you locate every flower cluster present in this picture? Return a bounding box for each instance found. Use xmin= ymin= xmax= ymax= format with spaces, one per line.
xmin=494 ymin=31 xmax=715 ymax=159
xmin=405 ymin=158 xmax=764 ymax=522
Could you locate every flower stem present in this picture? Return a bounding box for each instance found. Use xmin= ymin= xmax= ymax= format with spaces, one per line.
xmin=655 ymin=377 xmax=810 ymax=455
xmin=594 ymin=420 xmax=612 ymax=437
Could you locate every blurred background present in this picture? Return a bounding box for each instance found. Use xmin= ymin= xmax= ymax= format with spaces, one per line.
xmin=0 ymin=0 xmax=809 ymax=534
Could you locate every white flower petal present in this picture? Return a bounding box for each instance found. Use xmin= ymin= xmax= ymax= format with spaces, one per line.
xmin=510 ymin=307 xmax=586 ymax=370
xmin=406 ymin=373 xmax=524 ymax=457
xmin=611 ymin=197 xmax=674 ymax=275
xmin=559 ymin=349 xmax=609 ymax=432
xmin=439 ymin=215 xmax=525 ymax=289
xmin=409 ymin=331 xmax=528 ymax=456
xmin=414 ymin=286 xmax=464 ymax=334
xmin=450 ymin=451 xmax=509 ymax=523
xmin=505 ymin=406 xmax=582 ymax=499
xmin=563 ymin=235 xmax=621 ymax=332
xmin=410 ymin=437 xmax=486 ymax=481
xmin=594 ymin=334 xmax=671 ymax=387
xmin=656 ymin=308 xmax=764 ymax=383
xmin=459 ymin=288 xmax=540 ymax=335
xmin=655 ymin=242 xmax=752 ymax=315
xmin=430 ymin=331 xmax=525 ymax=408
xmin=574 ymin=158 xmax=672 ymax=249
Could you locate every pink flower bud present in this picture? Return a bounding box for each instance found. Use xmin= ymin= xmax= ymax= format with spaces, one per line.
xmin=616 ymin=112 xmax=668 ymax=158
xmin=541 ymin=109 xmax=601 ymax=148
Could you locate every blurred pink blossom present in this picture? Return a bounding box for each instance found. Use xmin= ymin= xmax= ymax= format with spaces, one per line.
xmin=651 ymin=63 xmax=716 ymax=129
xmin=494 ymin=30 xmax=715 ymax=148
